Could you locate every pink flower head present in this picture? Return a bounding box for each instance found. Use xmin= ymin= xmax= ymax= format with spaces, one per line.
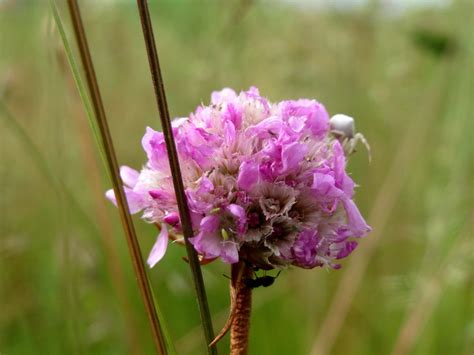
xmin=106 ymin=87 xmax=371 ymax=269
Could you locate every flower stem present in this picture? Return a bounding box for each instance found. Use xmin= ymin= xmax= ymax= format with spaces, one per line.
xmin=230 ymin=263 xmax=253 ymax=355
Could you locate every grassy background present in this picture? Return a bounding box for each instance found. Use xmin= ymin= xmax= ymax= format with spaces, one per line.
xmin=0 ymin=1 xmax=472 ymax=354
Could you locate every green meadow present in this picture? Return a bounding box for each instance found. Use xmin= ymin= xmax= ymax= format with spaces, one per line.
xmin=0 ymin=1 xmax=472 ymax=354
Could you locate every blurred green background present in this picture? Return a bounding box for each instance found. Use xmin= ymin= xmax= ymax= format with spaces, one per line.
xmin=1 ymin=1 xmax=472 ymax=354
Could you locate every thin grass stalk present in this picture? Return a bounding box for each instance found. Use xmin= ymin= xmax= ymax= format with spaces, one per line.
xmin=0 ymin=99 xmax=93 ymax=353
xmin=54 ymin=42 xmax=143 ymax=355
xmin=135 ymin=1 xmax=216 ymax=354
xmin=0 ymin=98 xmax=97 ymax=232
xmin=0 ymin=99 xmax=57 ymax=188
xmin=65 ymin=1 xmax=167 ymax=353
xmin=50 ymin=1 xmax=107 ymax=175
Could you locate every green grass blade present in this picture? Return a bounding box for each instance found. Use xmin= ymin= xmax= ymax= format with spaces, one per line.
xmin=54 ymin=1 xmax=173 ymax=353
xmin=0 ymin=99 xmax=101 ymax=237
xmin=150 ymin=282 xmax=177 ymax=355
xmin=50 ymin=1 xmax=109 ymax=180
xmin=0 ymin=99 xmax=58 ymax=190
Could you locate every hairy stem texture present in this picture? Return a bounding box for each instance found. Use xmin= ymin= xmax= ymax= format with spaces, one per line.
xmin=230 ymin=263 xmax=253 ymax=355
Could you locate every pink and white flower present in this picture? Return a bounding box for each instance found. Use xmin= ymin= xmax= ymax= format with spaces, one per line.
xmin=106 ymin=87 xmax=371 ymax=269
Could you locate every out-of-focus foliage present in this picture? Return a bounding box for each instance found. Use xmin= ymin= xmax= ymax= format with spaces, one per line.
xmin=0 ymin=1 xmax=472 ymax=354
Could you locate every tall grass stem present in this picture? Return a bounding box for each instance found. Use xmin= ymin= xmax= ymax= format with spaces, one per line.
xmin=135 ymin=1 xmax=216 ymax=354
xmin=64 ymin=1 xmax=167 ymax=353
xmin=0 ymin=99 xmax=98 ymax=233
xmin=53 ymin=30 xmax=144 ymax=355
xmin=50 ymin=1 xmax=107 ymax=175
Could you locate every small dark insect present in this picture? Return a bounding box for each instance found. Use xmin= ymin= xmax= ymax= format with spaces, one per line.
xmin=244 ymin=271 xmax=281 ymax=289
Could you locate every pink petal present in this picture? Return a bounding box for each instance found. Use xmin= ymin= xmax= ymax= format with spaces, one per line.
xmin=288 ymin=115 xmax=307 ymax=133
xmin=197 ymin=176 xmax=214 ymax=194
xmin=281 ymin=142 xmax=307 ymax=172
xmin=312 ymin=173 xmax=343 ymax=198
xmin=149 ymin=189 xmax=171 ymax=201
xmin=200 ymin=215 xmax=220 ymax=233
xmin=250 ymin=117 xmax=282 ymax=138
xmin=227 ymin=204 xmax=247 ymax=234
xmin=342 ymin=198 xmax=371 ymax=237
xmin=124 ymin=189 xmax=146 ymax=214
xmin=237 ymin=161 xmax=260 ymax=191
xmin=105 ymin=188 xmax=145 ymax=214
xmin=220 ymin=241 xmax=239 ymax=264
xmin=224 ymin=121 xmax=236 ymax=146
xmin=228 ymin=204 xmax=245 ymax=219
xmin=141 ymin=127 xmax=169 ymax=171
xmin=163 ymin=212 xmax=180 ymax=226
xmin=189 ymin=231 xmax=222 ymax=258
xmin=335 ymin=241 xmax=358 ymax=259
xmin=332 ymin=142 xmax=354 ymax=196
xmin=105 ymin=189 xmax=116 ymax=205
xmin=211 ymin=88 xmax=237 ymax=104
xmin=223 ymin=103 xmax=242 ymax=129
xmin=120 ymin=166 xmax=140 ymax=188
xmin=147 ymin=227 xmax=169 ymax=268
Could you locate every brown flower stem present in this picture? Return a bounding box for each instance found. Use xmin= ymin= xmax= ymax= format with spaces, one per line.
xmin=230 ymin=262 xmax=253 ymax=355
xmin=209 ymin=264 xmax=244 ymax=348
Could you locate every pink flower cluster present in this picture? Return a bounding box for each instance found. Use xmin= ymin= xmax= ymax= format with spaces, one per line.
xmin=106 ymin=87 xmax=370 ymax=269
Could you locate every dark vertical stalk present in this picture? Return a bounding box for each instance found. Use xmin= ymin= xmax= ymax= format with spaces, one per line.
xmin=135 ymin=1 xmax=216 ymax=354
xmin=65 ymin=1 xmax=166 ymax=354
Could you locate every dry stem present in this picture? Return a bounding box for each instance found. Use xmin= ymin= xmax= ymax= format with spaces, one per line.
xmin=230 ymin=263 xmax=253 ymax=355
